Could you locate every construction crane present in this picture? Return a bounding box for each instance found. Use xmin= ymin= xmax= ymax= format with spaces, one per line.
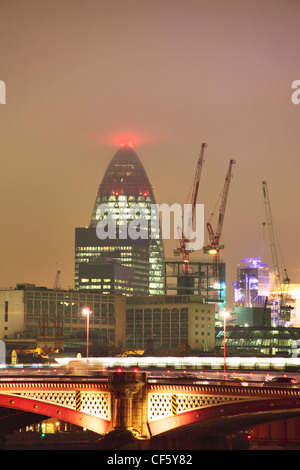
xmin=53 ymin=269 xmax=61 ymax=290
xmin=262 ymin=181 xmax=281 ymax=292
xmin=204 ymin=159 xmax=236 ymax=262
xmin=174 ymin=143 xmax=207 ymax=271
xmin=262 ymin=180 xmax=291 ymax=324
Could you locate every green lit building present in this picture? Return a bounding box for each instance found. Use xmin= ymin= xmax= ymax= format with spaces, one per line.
xmin=215 ymin=326 xmax=300 ymax=356
xmin=75 ymin=145 xmax=165 ymax=295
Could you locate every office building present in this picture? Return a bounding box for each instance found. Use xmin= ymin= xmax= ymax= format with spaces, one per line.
xmin=75 ymin=227 xmax=149 ymax=295
xmin=0 ymin=286 xmax=214 ymax=356
xmin=0 ymin=284 xmax=126 ymax=355
xmin=285 ymin=284 xmax=300 ymax=327
xmin=126 ymin=295 xmax=215 ymax=352
xmin=75 ymin=145 xmax=165 ymax=295
xmin=78 ymin=258 xmax=134 ymax=295
xmin=233 ymin=258 xmax=272 ymax=327
xmin=215 ymin=325 xmax=300 ymax=356
xmin=234 ymin=257 xmax=270 ymax=308
xmin=164 ymin=258 xmax=226 ymax=308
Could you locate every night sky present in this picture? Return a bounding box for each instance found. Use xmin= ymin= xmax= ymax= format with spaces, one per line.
xmin=1 ymin=0 xmax=299 ymax=307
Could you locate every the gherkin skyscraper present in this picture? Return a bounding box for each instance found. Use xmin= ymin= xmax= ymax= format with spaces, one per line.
xmin=75 ymin=145 xmax=165 ymax=295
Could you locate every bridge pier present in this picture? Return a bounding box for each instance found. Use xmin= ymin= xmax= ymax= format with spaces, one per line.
xmin=114 ymin=394 xmax=133 ymax=430
xmin=99 ymin=371 xmax=149 ymax=449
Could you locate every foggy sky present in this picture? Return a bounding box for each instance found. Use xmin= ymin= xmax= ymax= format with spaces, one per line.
xmin=1 ymin=0 xmax=300 ymax=307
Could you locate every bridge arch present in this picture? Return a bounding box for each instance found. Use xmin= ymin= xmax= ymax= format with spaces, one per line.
xmin=147 ymin=383 xmax=300 ymax=437
xmin=0 ymin=380 xmax=111 ymax=435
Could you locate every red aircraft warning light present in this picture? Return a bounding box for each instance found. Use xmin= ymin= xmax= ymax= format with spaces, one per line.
xmin=120 ymin=142 xmax=133 ymax=148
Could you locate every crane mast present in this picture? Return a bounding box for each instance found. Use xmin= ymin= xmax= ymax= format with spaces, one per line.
xmin=204 ymin=159 xmax=236 ymax=261
xmin=190 ymin=142 xmax=207 ymax=227
xmin=174 ymin=143 xmax=207 ymax=268
xmin=53 ymin=269 xmax=61 ymax=290
xmin=262 ymin=181 xmax=281 ymax=291
xmin=262 ymin=181 xmax=292 ymax=325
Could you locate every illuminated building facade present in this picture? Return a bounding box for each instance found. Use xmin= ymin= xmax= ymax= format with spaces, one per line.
xmin=0 ymin=284 xmax=126 ymax=355
xmin=215 ymin=325 xmax=300 ymax=356
xmin=78 ymin=258 xmax=134 ymax=295
xmin=0 ymin=286 xmax=214 ymax=356
xmin=75 ymin=145 xmax=165 ymax=295
xmin=164 ymin=259 xmax=226 ymax=308
xmin=287 ymin=284 xmax=300 ymax=326
xmin=126 ymin=295 xmax=215 ymax=352
xmin=233 ymin=258 xmax=271 ymax=327
xmin=271 ymin=283 xmax=300 ymax=327
xmin=75 ymin=228 xmax=147 ymax=295
xmin=234 ymin=258 xmax=270 ymax=308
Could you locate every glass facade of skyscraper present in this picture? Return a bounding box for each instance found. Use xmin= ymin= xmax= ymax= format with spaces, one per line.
xmin=75 ymin=145 xmax=165 ymax=295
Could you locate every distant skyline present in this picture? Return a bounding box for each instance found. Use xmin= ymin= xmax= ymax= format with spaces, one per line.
xmin=1 ymin=0 xmax=300 ymax=308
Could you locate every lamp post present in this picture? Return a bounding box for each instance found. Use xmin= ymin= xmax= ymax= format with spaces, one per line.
xmin=220 ymin=310 xmax=230 ymax=380
xmin=82 ymin=306 xmax=91 ymax=359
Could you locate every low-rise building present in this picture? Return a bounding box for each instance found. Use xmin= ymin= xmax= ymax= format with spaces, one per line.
xmin=215 ymin=325 xmax=300 ymax=356
xmin=0 ymin=286 xmax=216 ymax=356
xmin=126 ymin=295 xmax=215 ymax=352
xmin=0 ymin=284 xmax=126 ymax=355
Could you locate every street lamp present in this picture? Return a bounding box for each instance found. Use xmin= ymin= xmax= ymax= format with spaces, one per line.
xmin=82 ymin=306 xmax=91 ymax=359
xmin=220 ymin=310 xmax=230 ymax=380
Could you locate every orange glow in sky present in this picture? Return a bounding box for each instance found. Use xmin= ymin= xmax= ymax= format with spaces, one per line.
xmin=1 ymin=0 xmax=300 ymax=306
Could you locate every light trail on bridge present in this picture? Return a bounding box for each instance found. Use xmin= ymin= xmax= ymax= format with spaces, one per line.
xmin=51 ymin=355 xmax=300 ymax=371
xmin=0 ymin=360 xmax=300 ymax=389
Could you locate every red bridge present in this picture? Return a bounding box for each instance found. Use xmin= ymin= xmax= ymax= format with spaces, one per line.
xmin=1 ymin=371 xmax=300 ymax=448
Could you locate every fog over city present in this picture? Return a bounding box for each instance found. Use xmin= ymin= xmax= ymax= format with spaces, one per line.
xmin=1 ymin=0 xmax=300 ymax=308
